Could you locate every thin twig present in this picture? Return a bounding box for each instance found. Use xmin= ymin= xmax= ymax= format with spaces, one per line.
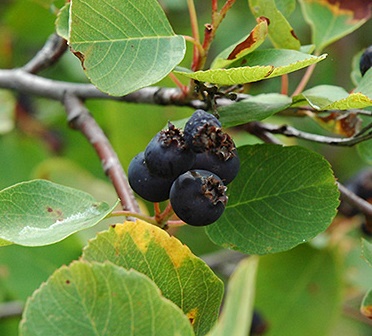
xmin=22 ymin=34 xmax=68 ymax=74
xmin=258 ymin=122 xmax=372 ymax=146
xmin=187 ymin=0 xmax=201 ymax=71
xmin=0 ymin=68 xmax=249 ymax=109
xmin=195 ymin=0 xmax=236 ymax=71
xmin=338 ymin=182 xmax=372 ymax=217
xmin=63 ymin=92 xmax=140 ymax=214
xmin=355 ymin=122 xmax=372 ymax=137
xmin=242 ymin=122 xmax=283 ymax=145
xmin=0 ymin=301 xmax=24 ymax=319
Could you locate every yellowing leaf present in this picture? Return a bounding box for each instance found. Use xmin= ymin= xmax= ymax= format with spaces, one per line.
xmin=293 ymin=85 xmax=372 ymax=110
xmin=82 ymin=220 xmax=224 ymax=336
xmin=176 ymin=50 xmax=326 ymax=85
xmin=299 ymin=0 xmax=371 ymax=52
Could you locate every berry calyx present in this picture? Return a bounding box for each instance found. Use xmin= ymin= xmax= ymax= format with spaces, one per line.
xmin=170 ymin=169 xmax=228 ymax=226
xmin=128 ymin=152 xmax=174 ymax=202
xmin=184 ymin=110 xmax=222 ymax=153
xmin=144 ymin=123 xmax=195 ymax=178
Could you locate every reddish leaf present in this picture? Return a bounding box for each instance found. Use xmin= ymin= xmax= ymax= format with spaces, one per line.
xmin=326 ymin=0 xmax=372 ymax=21
xmin=227 ymin=17 xmax=270 ymax=60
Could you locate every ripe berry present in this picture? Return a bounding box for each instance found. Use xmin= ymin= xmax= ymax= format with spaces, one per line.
xmin=360 ymin=46 xmax=372 ymax=76
xmin=184 ymin=109 xmax=222 ymax=152
xmin=170 ymin=170 xmax=228 ymax=226
xmin=128 ymin=152 xmax=174 ymax=202
xmin=192 ymin=148 xmax=240 ymax=185
xmin=145 ymin=123 xmax=195 ymax=178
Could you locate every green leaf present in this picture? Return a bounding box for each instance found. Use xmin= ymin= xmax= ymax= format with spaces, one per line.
xmin=351 ymin=49 xmax=364 ymax=86
xmin=298 ymin=0 xmax=371 ymax=53
xmin=355 ymin=68 xmax=372 ymax=98
xmin=274 ymin=0 xmax=296 ymax=18
xmin=0 ymin=180 xmax=116 ymax=246
xmin=69 ymin=0 xmax=185 ymax=96
xmin=292 ymin=84 xmax=372 ymax=110
xmin=20 ymin=261 xmax=194 ymax=336
xmin=361 ymin=289 xmax=372 ymax=320
xmin=248 ymin=0 xmax=301 ymax=50
xmin=357 ymin=140 xmax=372 ymax=165
xmin=55 ymin=3 xmax=69 ymax=40
xmin=255 ymin=244 xmax=343 ymax=335
xmin=175 ymin=49 xmax=326 ymax=85
xmin=82 ymin=220 xmax=223 ymax=336
xmin=206 ymin=144 xmax=340 ymax=255
xmin=361 ymin=238 xmax=372 ymax=268
xmin=207 ymin=256 xmax=259 ymax=336
xmin=211 ymin=17 xmax=269 ymax=69
xmin=344 ymin=239 xmax=372 ymax=292
xmin=0 ymin=236 xmax=82 ymax=301
xmin=218 ymin=93 xmax=292 ymax=128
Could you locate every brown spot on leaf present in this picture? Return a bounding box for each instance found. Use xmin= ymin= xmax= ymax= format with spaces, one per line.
xmin=46 ymin=207 xmax=64 ymax=221
xmin=227 ymin=16 xmax=269 ymax=60
xmin=65 ymin=279 xmax=70 ymax=284
xmin=71 ymin=49 xmax=86 ymax=70
xmin=186 ymin=308 xmax=198 ymax=325
xmin=290 ymin=29 xmax=299 ymax=40
xmin=264 ymin=66 xmax=275 ymax=77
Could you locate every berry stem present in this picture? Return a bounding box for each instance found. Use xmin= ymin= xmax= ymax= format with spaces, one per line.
xmin=168 ymin=72 xmax=189 ymax=95
xmin=63 ymin=93 xmax=140 ymax=214
xmin=281 ymin=74 xmax=289 ymax=96
xmin=154 ymin=202 xmax=162 ymax=222
xmin=167 ymin=220 xmax=187 ymax=228
xmin=109 ymin=211 xmax=159 ymax=225
xmin=291 ymin=62 xmax=317 ymax=96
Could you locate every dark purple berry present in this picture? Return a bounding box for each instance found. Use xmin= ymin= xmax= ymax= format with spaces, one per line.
xmin=250 ymin=310 xmax=268 ymax=336
xmin=170 ymin=169 xmax=228 ymax=226
xmin=361 ymin=221 xmax=372 ymax=237
xmin=360 ymin=46 xmax=372 ymax=76
xmin=128 ymin=152 xmax=174 ymax=202
xmin=192 ymin=148 xmax=240 ymax=185
xmin=144 ymin=123 xmax=195 ymax=178
xmin=184 ymin=110 xmax=222 ymax=153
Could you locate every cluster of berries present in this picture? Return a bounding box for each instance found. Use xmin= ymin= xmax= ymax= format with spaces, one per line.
xmin=128 ymin=110 xmax=240 ymax=226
